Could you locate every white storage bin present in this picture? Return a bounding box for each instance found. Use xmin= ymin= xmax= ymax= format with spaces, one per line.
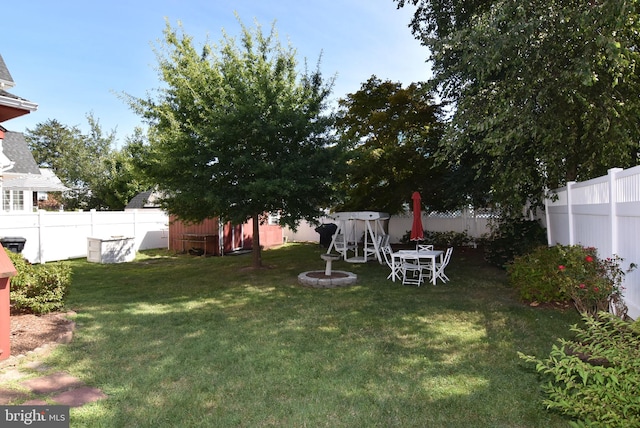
xmin=87 ymin=236 xmax=136 ymax=263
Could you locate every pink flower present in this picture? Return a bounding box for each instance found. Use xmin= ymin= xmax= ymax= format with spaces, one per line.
xmin=558 ymin=265 xmax=566 ymax=271
xmin=579 ymin=283 xmax=586 ymax=289
xmin=585 ymin=256 xmax=594 ymax=263
xmin=593 ymin=287 xmax=599 ymax=292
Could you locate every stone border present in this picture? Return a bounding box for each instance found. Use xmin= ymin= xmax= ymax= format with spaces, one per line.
xmin=298 ymin=271 xmax=357 ymax=288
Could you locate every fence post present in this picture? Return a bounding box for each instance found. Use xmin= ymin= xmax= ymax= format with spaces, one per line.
xmin=609 ymin=168 xmax=623 ymax=256
xmin=90 ymin=209 xmax=97 ymax=237
xmin=566 ymin=181 xmax=576 ymax=245
xmin=544 ymin=190 xmax=551 ymax=246
xmin=38 ymin=209 xmax=45 ymax=264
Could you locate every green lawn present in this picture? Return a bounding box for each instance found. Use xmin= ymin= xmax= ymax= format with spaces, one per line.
xmin=42 ymin=243 xmax=579 ymax=427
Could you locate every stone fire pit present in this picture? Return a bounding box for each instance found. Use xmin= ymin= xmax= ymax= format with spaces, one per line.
xmin=298 ymin=253 xmax=358 ymax=288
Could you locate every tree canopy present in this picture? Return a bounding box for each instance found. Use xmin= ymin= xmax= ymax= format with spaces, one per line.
xmin=335 ymin=76 xmax=463 ymax=213
xmin=25 ymin=114 xmax=143 ymax=210
xmin=126 ymin=19 xmax=341 ymax=267
xmin=396 ymin=0 xmax=640 ymax=216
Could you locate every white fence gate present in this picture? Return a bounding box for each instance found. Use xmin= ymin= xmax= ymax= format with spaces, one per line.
xmin=0 ymin=209 xmax=169 ymax=264
xmin=546 ymin=167 xmax=640 ymax=319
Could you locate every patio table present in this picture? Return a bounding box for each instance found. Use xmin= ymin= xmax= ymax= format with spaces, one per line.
xmin=391 ymin=249 xmax=444 ymax=285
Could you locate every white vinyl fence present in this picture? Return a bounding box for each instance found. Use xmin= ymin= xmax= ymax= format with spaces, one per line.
xmin=283 ymin=209 xmax=493 ymax=244
xmin=0 ymin=209 xmax=169 ymax=264
xmin=546 ymin=167 xmax=640 ymax=319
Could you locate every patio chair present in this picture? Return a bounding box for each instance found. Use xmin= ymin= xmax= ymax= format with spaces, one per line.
xmin=417 ymin=244 xmax=434 ymax=251
xmin=430 ymin=247 xmax=453 ymax=284
xmin=381 ymin=244 xmax=402 ymax=281
xmin=401 ymin=254 xmax=425 ymax=286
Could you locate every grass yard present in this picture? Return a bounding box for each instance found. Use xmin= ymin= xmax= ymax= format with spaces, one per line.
xmin=43 ymin=243 xmax=579 ymax=427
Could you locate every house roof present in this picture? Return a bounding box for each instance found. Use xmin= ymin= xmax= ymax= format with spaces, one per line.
xmin=1 ymin=133 xmax=68 ymax=191
xmin=0 ymin=90 xmax=37 ymax=122
xmin=2 ymin=170 xmax=69 ymax=192
xmin=125 ymin=190 xmax=162 ymax=209
xmin=0 ymin=54 xmax=15 ymax=89
xmin=2 ymin=131 xmax=41 ymax=174
xmin=0 ymin=54 xmax=37 ymax=122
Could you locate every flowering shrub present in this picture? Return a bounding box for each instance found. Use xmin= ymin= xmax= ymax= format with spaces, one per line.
xmin=556 ymin=246 xmax=632 ymax=317
xmin=508 ymin=245 xmax=634 ymax=317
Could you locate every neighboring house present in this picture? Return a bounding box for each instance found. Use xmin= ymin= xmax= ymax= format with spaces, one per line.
xmin=0 ymin=54 xmax=67 ymax=212
xmin=126 ymin=190 xmax=283 ymax=255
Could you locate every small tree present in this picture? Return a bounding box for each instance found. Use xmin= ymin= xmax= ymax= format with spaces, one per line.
xmin=125 ymin=19 xmax=341 ymax=268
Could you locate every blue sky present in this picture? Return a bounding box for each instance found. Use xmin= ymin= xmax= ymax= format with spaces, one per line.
xmin=3 ymin=0 xmax=430 ymax=145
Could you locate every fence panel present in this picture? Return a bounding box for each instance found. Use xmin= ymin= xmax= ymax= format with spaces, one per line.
xmin=0 ymin=210 xmax=169 ymax=263
xmin=546 ymin=166 xmax=640 ymax=319
xmin=282 ymin=210 xmax=492 ymax=245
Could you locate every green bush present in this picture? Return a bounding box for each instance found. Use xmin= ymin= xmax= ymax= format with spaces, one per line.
xmin=508 ymin=245 xmax=632 ymax=317
xmin=507 ymin=245 xmax=569 ymax=303
xmin=5 ymin=249 xmax=72 ymax=314
xmin=519 ymin=312 xmax=640 ymax=427
xmin=484 ymin=219 xmax=547 ymax=268
xmin=401 ymin=230 xmax=473 ymax=248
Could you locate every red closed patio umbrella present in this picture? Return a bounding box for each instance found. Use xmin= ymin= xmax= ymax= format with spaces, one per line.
xmin=410 ymin=191 xmax=424 ymax=242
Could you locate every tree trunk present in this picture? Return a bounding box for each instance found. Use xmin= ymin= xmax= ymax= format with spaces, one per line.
xmin=251 ymin=212 xmax=262 ymax=269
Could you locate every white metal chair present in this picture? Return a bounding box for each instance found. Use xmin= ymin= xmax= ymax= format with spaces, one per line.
xmin=401 ymin=254 xmax=425 ymax=286
xmin=430 ymin=247 xmax=453 ymax=284
xmin=417 ymin=244 xmax=434 ymax=251
xmin=381 ymin=245 xmax=402 ymax=281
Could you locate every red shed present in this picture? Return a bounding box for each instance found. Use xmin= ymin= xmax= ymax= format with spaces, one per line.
xmin=168 ymin=215 xmax=283 ymax=256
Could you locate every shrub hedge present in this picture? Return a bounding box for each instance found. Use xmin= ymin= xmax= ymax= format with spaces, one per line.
xmin=519 ymin=312 xmax=640 ymax=427
xmin=5 ymin=249 xmax=72 ymax=314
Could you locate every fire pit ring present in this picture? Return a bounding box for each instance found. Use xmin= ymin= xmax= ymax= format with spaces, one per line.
xmin=297 ymin=270 xmax=357 ymax=288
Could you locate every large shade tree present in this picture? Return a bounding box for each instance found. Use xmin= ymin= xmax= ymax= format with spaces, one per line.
xmin=335 ymin=76 xmax=471 ymax=213
xmin=126 ymin=19 xmax=340 ymax=268
xmin=396 ymin=0 xmax=640 ymax=216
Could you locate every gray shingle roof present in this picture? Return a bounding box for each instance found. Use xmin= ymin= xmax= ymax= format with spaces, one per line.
xmin=0 ymin=54 xmax=15 ymax=86
xmin=2 ymin=171 xmax=69 ymax=191
xmin=125 ymin=190 xmax=161 ymax=209
xmin=3 ymin=131 xmax=41 ymax=174
xmin=0 ymin=89 xmax=28 ymax=102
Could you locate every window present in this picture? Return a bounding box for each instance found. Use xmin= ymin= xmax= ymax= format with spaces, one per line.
xmin=3 ymin=190 xmax=24 ymax=211
xmin=268 ymin=212 xmax=280 ymax=225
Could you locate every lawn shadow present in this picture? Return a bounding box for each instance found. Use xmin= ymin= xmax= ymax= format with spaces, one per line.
xmin=43 ymin=243 xmax=578 ymax=427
